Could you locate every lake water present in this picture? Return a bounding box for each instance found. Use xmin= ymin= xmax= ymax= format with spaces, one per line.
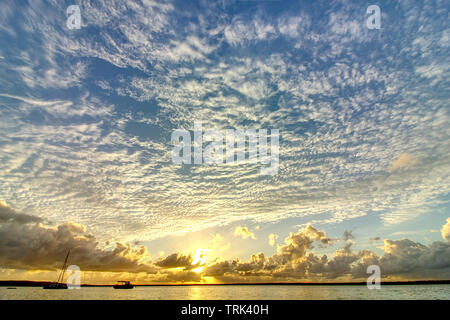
xmin=1 ymin=285 xmax=449 ymax=300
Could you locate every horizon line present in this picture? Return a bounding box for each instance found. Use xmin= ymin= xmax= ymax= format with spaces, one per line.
xmin=2 ymin=279 xmax=450 ymax=287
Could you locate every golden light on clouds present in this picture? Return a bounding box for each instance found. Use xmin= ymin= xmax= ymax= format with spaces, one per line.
xmin=441 ymin=218 xmax=450 ymax=242
xmin=268 ymin=233 xmax=279 ymax=247
xmin=234 ymin=226 xmax=256 ymax=240
xmin=192 ymin=267 xmax=204 ymax=274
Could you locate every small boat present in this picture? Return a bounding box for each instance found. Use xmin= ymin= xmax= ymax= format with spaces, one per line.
xmin=43 ymin=283 xmax=68 ymax=289
xmin=113 ymin=281 xmax=134 ymax=289
xmin=43 ymin=250 xmax=70 ymax=290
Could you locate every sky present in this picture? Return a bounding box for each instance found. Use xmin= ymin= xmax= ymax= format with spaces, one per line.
xmin=0 ymin=0 xmax=449 ymax=284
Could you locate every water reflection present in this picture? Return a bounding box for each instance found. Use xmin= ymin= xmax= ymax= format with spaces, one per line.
xmin=187 ymin=286 xmax=204 ymax=300
xmin=1 ymin=285 xmax=449 ymax=300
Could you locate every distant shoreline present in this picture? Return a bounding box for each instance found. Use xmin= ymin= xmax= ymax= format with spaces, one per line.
xmin=1 ymin=280 xmax=449 ymax=287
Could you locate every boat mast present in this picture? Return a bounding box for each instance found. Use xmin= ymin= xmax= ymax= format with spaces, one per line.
xmin=56 ymin=250 xmax=70 ymax=283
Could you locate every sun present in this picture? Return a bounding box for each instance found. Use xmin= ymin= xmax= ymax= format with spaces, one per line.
xmin=191 ymin=248 xmax=208 ymax=273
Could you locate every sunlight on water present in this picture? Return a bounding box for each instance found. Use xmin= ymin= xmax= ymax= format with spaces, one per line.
xmin=1 ymin=285 xmax=449 ymax=300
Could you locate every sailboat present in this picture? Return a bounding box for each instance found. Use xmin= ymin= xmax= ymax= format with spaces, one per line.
xmin=43 ymin=250 xmax=70 ymax=289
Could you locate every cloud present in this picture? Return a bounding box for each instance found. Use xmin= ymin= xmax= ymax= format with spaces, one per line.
xmin=204 ymin=225 xmax=335 ymax=279
xmin=1 ymin=201 xmax=449 ymax=282
xmin=155 ymin=253 xmax=194 ymax=269
xmin=276 ymin=225 xmax=332 ymax=263
xmin=278 ymin=15 xmax=310 ymax=39
xmin=157 ymin=270 xmax=203 ymax=283
xmin=202 ymin=260 xmax=236 ymax=277
xmin=0 ymin=94 xmax=67 ymax=107
xmin=389 ymin=153 xmax=417 ymax=172
xmin=224 ymin=17 xmax=276 ymax=46
xmin=0 ymin=0 xmax=448 ymax=256
xmin=353 ymin=237 xmax=450 ymax=278
xmin=441 ymin=218 xmax=450 ymax=242
xmin=209 ymin=233 xmax=230 ymax=252
xmin=343 ymin=230 xmax=354 ymax=241
xmin=0 ymin=200 xmax=42 ymax=224
xmin=268 ymin=233 xmax=278 ymax=246
xmin=0 ymin=203 xmax=155 ymax=273
xmin=234 ymin=226 xmax=256 ymax=240
xmin=369 ymin=237 xmax=381 ymax=245
xmin=204 ymin=222 xmax=450 ymax=281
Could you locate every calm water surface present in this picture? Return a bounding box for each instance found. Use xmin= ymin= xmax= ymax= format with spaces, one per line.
xmin=1 ymin=285 xmax=449 ymax=300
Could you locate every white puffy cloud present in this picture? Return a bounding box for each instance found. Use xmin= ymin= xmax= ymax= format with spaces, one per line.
xmin=441 ymin=218 xmax=450 ymax=242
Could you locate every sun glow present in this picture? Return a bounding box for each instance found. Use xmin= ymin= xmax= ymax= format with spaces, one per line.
xmin=191 ymin=266 xmax=204 ymax=274
xmin=191 ymin=248 xmax=208 ymax=267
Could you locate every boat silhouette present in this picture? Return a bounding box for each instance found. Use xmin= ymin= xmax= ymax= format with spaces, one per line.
xmin=43 ymin=250 xmax=70 ymax=289
xmin=113 ymin=281 xmax=134 ymax=289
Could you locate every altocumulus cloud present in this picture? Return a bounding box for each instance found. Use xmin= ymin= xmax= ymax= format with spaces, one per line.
xmin=0 ymin=0 xmax=448 ymax=245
